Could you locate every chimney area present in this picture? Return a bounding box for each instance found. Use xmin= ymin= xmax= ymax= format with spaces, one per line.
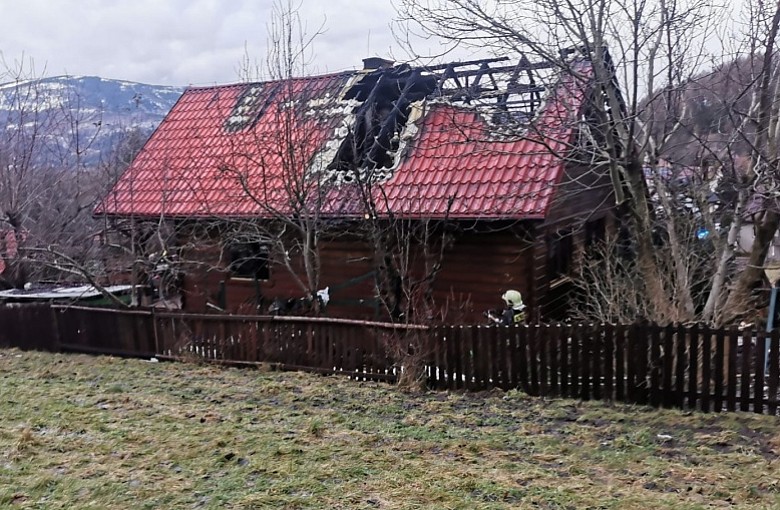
xmin=362 ymin=57 xmax=395 ymax=71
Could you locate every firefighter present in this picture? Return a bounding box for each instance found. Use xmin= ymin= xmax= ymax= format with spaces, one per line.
xmin=499 ymin=289 xmax=526 ymax=325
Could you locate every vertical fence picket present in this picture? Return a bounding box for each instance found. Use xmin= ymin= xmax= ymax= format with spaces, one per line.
xmin=517 ymin=326 xmax=529 ymax=393
xmin=482 ymin=326 xmax=498 ymax=388
xmin=499 ymin=326 xmax=510 ymax=389
xmin=539 ymin=325 xmax=549 ymax=396
xmin=350 ymin=326 xmax=360 ymax=376
xmin=662 ymin=324 xmax=675 ymax=408
xmin=714 ymin=327 xmax=725 ymax=413
xmin=368 ymin=326 xmax=377 ymax=380
xmin=580 ymin=324 xmax=592 ymax=401
xmin=570 ymin=323 xmax=581 ymax=399
xmin=727 ymin=326 xmax=739 ymax=412
xmin=740 ymin=327 xmax=753 ymax=412
xmin=501 ymin=327 xmax=513 ymax=390
xmin=453 ymin=326 xmax=464 ymax=390
xmin=335 ymin=324 xmax=344 ymax=375
xmin=356 ymin=326 xmax=366 ymax=380
xmin=754 ymin=329 xmax=766 ymax=415
xmin=528 ymin=325 xmax=540 ymax=396
xmin=441 ymin=326 xmax=451 ymax=389
xmin=508 ymin=326 xmax=519 ymax=389
xmin=549 ymin=323 xmax=560 ymax=396
xmin=463 ymin=326 xmax=475 ymax=391
xmin=471 ymin=326 xmax=484 ymax=390
xmin=591 ymin=323 xmax=602 ymax=401
xmin=615 ymin=325 xmax=626 ymax=402
xmin=487 ymin=326 xmax=498 ymax=389
xmin=634 ymin=323 xmax=649 ymax=406
xmin=305 ymin=323 xmax=315 ymax=369
xmin=219 ymin=319 xmax=227 ymax=360
xmin=701 ymin=326 xmax=712 ymax=413
xmin=688 ymin=324 xmax=700 ymax=411
xmin=443 ymin=326 xmax=454 ymax=390
xmin=559 ymin=323 xmax=570 ymax=397
xmin=430 ymin=327 xmax=441 ymax=389
xmin=343 ymin=325 xmax=354 ymax=375
xmin=499 ymin=327 xmax=511 ymax=390
xmin=603 ymin=324 xmax=613 ymax=401
xmin=768 ymin=330 xmax=779 ymax=415
xmin=649 ymin=324 xmax=662 ymax=408
xmin=626 ymin=324 xmax=637 ymax=404
xmin=324 ymin=324 xmax=334 ymax=374
xmin=451 ymin=325 xmax=461 ymax=390
xmin=675 ymin=324 xmax=687 ymax=408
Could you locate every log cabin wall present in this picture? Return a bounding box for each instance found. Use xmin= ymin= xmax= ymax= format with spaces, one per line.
xmin=179 ymin=232 xmax=377 ymax=318
xmin=174 ymin=157 xmax=616 ymax=322
xmin=430 ymin=229 xmax=536 ymax=323
xmin=534 ymin=157 xmax=616 ymax=319
xmin=178 ymin=223 xmax=538 ymax=323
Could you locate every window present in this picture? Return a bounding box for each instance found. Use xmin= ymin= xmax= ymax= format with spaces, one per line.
xmin=228 ymin=242 xmax=270 ymax=280
xmin=547 ymin=230 xmax=573 ymax=280
xmin=585 ymin=218 xmax=606 ymax=248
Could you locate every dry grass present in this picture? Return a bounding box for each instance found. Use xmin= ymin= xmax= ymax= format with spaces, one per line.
xmin=1 ymin=348 xmax=779 ymax=509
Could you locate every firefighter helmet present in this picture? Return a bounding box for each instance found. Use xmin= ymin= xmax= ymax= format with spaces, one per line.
xmin=502 ymin=289 xmax=525 ymax=310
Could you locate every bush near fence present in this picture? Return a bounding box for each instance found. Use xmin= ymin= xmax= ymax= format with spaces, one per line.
xmin=1 ymin=305 xmax=779 ymax=415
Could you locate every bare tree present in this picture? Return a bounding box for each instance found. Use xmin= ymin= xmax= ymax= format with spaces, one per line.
xmin=215 ymin=0 xmax=335 ymax=311
xmin=0 ymin=56 xmax=134 ymax=306
xmin=395 ymin=0 xmax=780 ymax=325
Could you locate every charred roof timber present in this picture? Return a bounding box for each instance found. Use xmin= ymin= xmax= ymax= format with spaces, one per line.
xmin=326 ymin=55 xmax=556 ymax=183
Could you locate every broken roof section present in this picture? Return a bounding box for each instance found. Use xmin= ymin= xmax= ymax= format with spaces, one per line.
xmin=96 ymin=54 xmax=591 ymax=220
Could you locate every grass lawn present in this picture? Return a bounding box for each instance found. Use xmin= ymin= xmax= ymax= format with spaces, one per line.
xmin=1 ymin=349 xmax=779 ymax=509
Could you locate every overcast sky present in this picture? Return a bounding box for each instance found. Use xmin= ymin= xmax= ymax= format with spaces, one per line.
xmin=0 ymin=0 xmax=437 ymax=86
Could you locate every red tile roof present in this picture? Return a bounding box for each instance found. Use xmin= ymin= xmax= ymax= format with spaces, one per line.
xmin=98 ymin=72 xmax=355 ymax=217
xmin=97 ymin=64 xmax=590 ymax=220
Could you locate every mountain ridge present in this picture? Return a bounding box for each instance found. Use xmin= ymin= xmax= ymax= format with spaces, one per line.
xmin=0 ymin=75 xmax=185 ymax=165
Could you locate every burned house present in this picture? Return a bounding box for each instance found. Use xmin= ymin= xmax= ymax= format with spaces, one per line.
xmin=96 ymin=52 xmax=616 ymax=322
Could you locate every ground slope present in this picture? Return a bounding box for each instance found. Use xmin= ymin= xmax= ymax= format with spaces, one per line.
xmin=1 ymin=349 xmax=779 ymax=509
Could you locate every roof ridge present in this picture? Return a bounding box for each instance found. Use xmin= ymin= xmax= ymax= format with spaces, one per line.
xmin=185 ymin=70 xmax=358 ymax=92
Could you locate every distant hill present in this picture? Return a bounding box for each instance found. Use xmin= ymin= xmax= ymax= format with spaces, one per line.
xmin=642 ymin=57 xmax=760 ymax=170
xmin=0 ymin=75 xmax=185 ymax=165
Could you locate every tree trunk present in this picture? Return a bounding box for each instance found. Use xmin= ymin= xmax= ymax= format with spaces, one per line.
xmin=721 ymin=209 xmax=780 ymax=324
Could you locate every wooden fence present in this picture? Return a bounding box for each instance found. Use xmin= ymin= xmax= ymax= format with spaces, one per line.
xmin=2 ymin=305 xmax=780 ymax=415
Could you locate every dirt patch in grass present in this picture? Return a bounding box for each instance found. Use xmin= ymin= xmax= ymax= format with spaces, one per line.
xmin=1 ymin=348 xmax=779 ymax=509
